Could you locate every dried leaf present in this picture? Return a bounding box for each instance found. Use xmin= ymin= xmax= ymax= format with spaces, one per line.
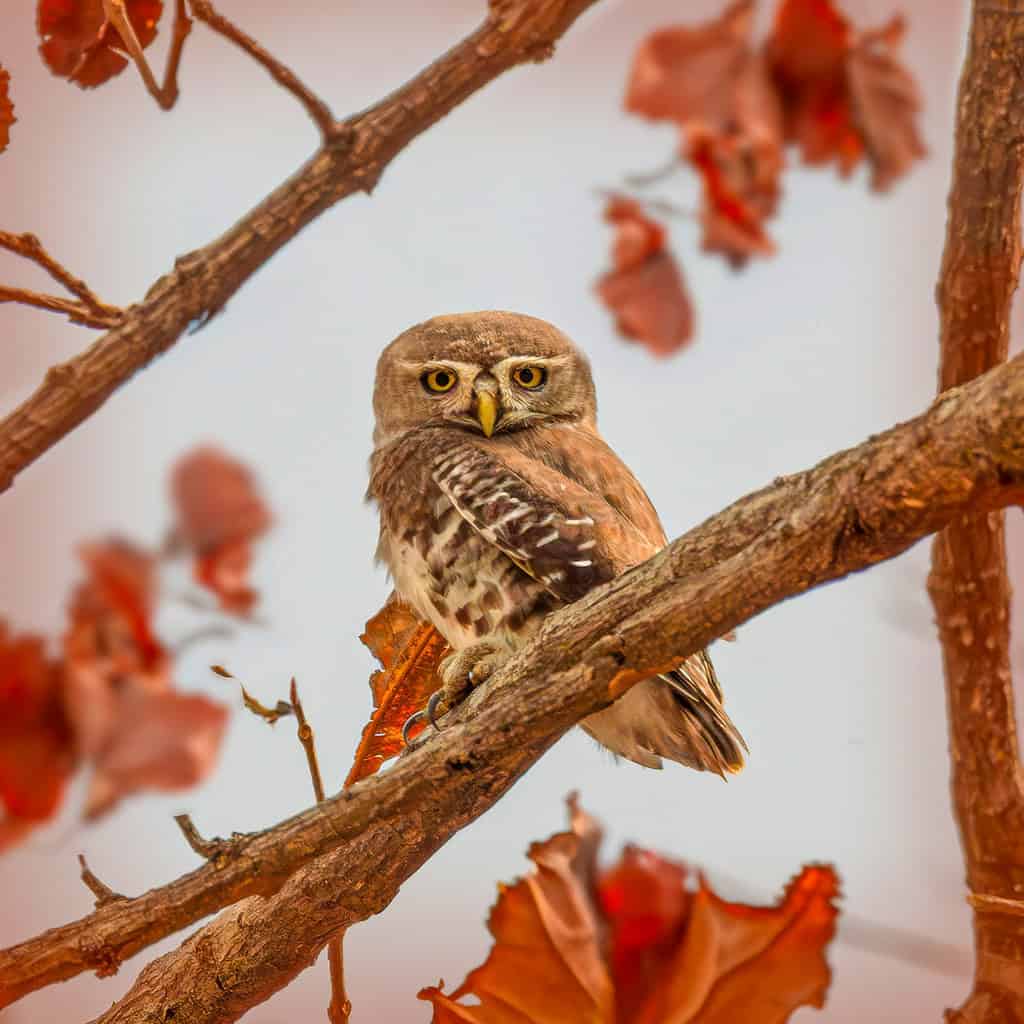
xmin=690 ymin=134 xmax=777 ymax=268
xmin=63 ymin=539 xmax=168 ymax=755
xmin=846 ymin=16 xmax=926 ymax=192
xmin=84 ymin=690 xmax=228 ymax=819
xmin=0 ymin=66 xmax=14 ymax=155
xmin=0 ymin=623 xmax=74 ymax=831
xmin=345 ymin=595 xmax=448 ymax=787
xmin=596 ymin=197 xmax=694 ymax=357
xmin=194 ymin=540 xmax=260 ymax=616
xmin=171 ymin=446 xmax=271 ymax=553
xmin=625 ymin=1 xmax=757 ymax=130
xmin=60 ymin=538 xmax=228 ymax=821
xmin=170 ymin=447 xmax=271 ymax=616
xmin=419 ymin=799 xmax=615 ymax=1022
xmin=422 ymin=798 xmax=840 ymax=1024
xmin=767 ymin=0 xmax=859 ymax=173
xmin=37 ymin=0 xmax=164 ymax=89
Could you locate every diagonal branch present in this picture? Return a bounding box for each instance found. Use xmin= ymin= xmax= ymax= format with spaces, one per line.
xmin=3 ymin=353 xmax=1024 ymax=1017
xmin=928 ymin=2 xmax=1024 ymax=1021
xmin=0 ymin=0 xmax=600 ymax=495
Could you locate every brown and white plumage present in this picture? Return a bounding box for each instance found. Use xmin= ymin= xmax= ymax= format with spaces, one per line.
xmin=368 ymin=311 xmax=745 ymax=773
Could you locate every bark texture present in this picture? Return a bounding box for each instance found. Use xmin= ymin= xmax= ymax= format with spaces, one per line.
xmin=1 ymin=354 xmax=1023 ymax=1021
xmin=929 ymin=3 xmax=1024 ymax=1021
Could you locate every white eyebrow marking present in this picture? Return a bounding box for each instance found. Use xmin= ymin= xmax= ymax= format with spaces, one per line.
xmin=535 ymin=530 xmax=561 ymax=547
xmin=570 ymin=559 xmax=593 ymax=568
xmin=577 ymin=540 xmax=597 ymax=550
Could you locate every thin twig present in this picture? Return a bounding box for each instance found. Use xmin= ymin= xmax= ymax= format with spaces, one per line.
xmin=0 ymin=232 xmax=123 ymax=328
xmin=0 ymin=287 xmax=122 ymax=329
xmin=211 ymin=665 xmax=293 ymax=724
xmin=100 ymin=0 xmax=192 ymax=110
xmin=188 ymin=0 xmax=337 ymax=139
xmin=289 ymin=679 xmax=324 ymax=802
xmin=289 ymin=679 xmax=350 ymax=1024
xmin=77 ymin=855 xmax=126 ymax=909
xmin=623 ymin=152 xmax=683 ymax=189
xmin=173 ymin=814 xmax=228 ymax=862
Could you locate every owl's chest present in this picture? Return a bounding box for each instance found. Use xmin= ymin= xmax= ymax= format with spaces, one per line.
xmin=382 ymin=489 xmax=554 ymax=652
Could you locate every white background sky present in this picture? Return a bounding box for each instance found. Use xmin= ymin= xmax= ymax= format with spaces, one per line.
xmin=2 ymin=0 xmax=1019 ymax=1021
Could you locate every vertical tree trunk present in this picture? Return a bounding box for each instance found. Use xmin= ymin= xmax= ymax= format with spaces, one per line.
xmin=930 ymin=2 xmax=1024 ymax=1019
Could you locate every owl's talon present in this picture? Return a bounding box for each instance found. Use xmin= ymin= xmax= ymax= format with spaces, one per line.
xmin=401 ymin=709 xmax=429 ymax=749
xmin=426 ymin=690 xmax=446 ymax=729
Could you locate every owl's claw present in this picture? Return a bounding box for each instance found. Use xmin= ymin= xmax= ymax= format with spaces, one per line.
xmin=403 ymin=644 xmax=507 ymax=749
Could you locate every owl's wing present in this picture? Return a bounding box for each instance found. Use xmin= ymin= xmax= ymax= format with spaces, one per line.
xmin=431 ymin=438 xmax=655 ymax=605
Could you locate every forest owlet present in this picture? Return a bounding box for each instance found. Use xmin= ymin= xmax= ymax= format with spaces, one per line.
xmin=368 ymin=311 xmax=745 ymax=773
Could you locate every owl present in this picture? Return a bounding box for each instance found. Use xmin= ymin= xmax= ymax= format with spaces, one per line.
xmin=368 ymin=311 xmax=745 ymax=773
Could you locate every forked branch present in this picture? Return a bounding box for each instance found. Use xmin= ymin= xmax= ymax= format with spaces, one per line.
xmin=0 ymin=0 xmax=601 ymax=494
xmin=0 ymin=231 xmax=122 ymax=329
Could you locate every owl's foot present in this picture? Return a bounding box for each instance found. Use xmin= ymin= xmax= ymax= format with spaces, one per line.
xmin=402 ymin=642 xmax=503 ymax=748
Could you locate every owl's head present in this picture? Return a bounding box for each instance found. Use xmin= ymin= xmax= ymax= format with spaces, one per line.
xmin=372 ymin=311 xmax=597 ymax=447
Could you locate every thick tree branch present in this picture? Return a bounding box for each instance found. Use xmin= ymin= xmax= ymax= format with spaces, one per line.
xmin=2 ymin=354 xmax=1023 ymax=1017
xmin=0 ymin=0 xmax=600 ymax=495
xmin=928 ymin=3 xmax=1024 ymax=1021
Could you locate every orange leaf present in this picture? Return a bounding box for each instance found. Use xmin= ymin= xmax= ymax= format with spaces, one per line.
xmin=37 ymin=0 xmax=164 ymax=89
xmin=344 ymin=595 xmax=448 ymax=787
xmin=0 ymin=66 xmax=15 ymax=155
xmin=419 ymin=796 xmax=615 ymax=1023
xmin=422 ymin=798 xmax=840 ymax=1024
xmin=596 ymin=197 xmax=694 ymax=357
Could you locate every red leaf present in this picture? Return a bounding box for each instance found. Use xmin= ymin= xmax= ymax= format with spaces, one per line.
xmin=0 ymin=622 xmax=74 ymax=832
xmin=768 ymin=0 xmax=849 ymax=88
xmin=83 ymin=690 xmax=228 ymax=819
xmin=345 ymin=595 xmax=448 ymax=786
xmin=37 ymin=0 xmax=164 ymax=89
xmin=596 ymin=197 xmax=694 ymax=357
xmin=846 ymin=16 xmax=926 ymax=191
xmin=690 ymin=134 xmax=777 ymax=268
xmin=171 ymin=446 xmax=271 ymax=553
xmin=194 ymin=540 xmax=260 ymax=616
xmin=421 ymin=798 xmax=840 ymax=1024
xmin=597 ymin=846 xmax=690 ymax=1021
xmin=170 ymin=447 xmax=272 ymax=616
xmin=625 ymin=0 xmax=758 ymax=129
xmin=0 ymin=66 xmax=15 ymax=155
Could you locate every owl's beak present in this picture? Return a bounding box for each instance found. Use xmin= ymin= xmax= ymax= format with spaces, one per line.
xmin=475 ymin=391 xmax=499 ymax=437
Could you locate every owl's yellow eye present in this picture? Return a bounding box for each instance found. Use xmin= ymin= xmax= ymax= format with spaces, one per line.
xmin=422 ymin=368 xmax=458 ymax=393
xmin=512 ymin=365 xmax=547 ymax=390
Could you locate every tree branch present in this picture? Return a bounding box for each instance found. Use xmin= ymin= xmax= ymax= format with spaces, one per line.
xmin=0 ymin=231 xmax=123 ymax=329
xmin=0 ymin=0 xmax=600 ymax=495
xmin=928 ymin=2 xmax=1024 ymax=1020
xmin=2 ymin=354 xmax=1023 ymax=1017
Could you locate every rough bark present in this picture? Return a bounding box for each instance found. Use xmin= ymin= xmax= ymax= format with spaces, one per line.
xmin=928 ymin=3 xmax=1024 ymax=1021
xmin=0 ymin=0 xmax=600 ymax=495
xmin=1 ymin=354 xmax=1023 ymax=1020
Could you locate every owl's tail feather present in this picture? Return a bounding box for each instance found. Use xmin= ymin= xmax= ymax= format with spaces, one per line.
xmin=658 ymin=668 xmax=747 ymax=776
xmin=579 ymin=650 xmax=746 ymax=775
